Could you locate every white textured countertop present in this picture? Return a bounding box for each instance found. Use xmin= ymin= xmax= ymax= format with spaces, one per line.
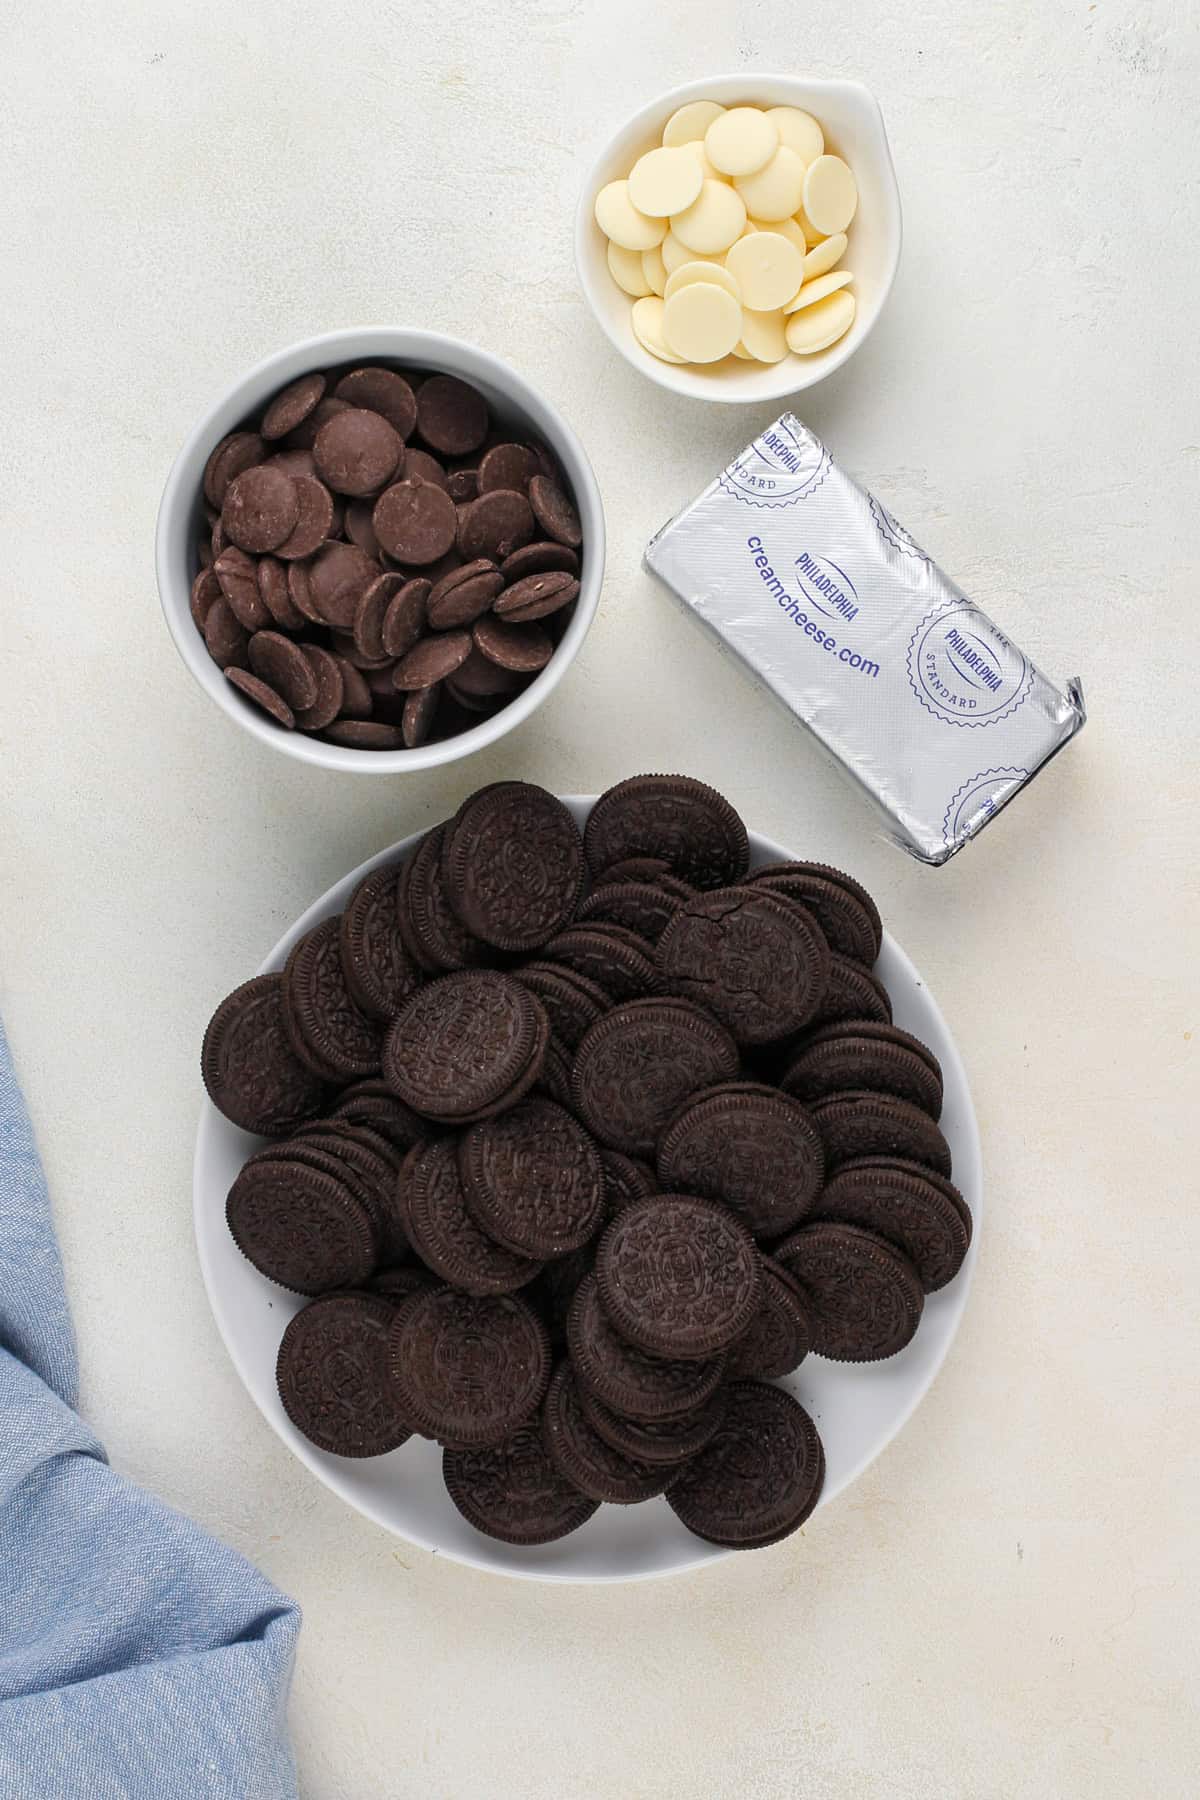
xmin=2 ymin=3 xmax=1196 ymax=1795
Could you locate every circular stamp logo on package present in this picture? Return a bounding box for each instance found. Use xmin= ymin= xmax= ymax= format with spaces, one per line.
xmin=942 ymin=767 xmax=1028 ymax=849
xmin=719 ymin=417 xmax=831 ymax=507
xmin=907 ymin=602 xmax=1032 ymax=726
xmin=869 ymin=494 xmax=930 ymax=565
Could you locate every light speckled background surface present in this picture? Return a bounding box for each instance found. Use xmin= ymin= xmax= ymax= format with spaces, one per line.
xmin=2 ymin=2 xmax=1197 ymax=1795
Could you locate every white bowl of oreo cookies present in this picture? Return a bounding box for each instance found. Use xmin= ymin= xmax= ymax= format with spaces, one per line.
xmin=195 ymin=775 xmax=981 ymax=1582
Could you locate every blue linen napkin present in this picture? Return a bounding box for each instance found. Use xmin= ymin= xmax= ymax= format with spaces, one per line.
xmin=0 ymin=1017 xmax=301 ymax=1799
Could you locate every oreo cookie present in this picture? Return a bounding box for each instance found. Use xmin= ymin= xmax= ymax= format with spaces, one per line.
xmin=389 ymin=1287 xmax=550 ymax=1446
xmin=811 ymin=954 xmax=893 ymax=1029
xmin=403 ymin=1137 xmax=542 ymax=1295
xmin=516 ymin=962 xmax=609 ymax=1051
xmin=201 ymin=973 xmax=326 ymax=1136
xmin=748 ymin=863 xmax=881 ymax=965
xmin=657 ymin=1082 xmax=824 ymax=1238
xmin=459 ymin=1097 xmax=603 ymax=1258
xmin=599 ymin=1150 xmax=658 ymax=1218
xmin=584 ymin=775 xmax=750 ymax=890
xmin=369 ymin=1265 xmax=438 ymax=1305
xmin=811 ymin=1090 xmax=953 ymax=1178
xmin=541 ymin=926 xmax=660 ymax=1002
xmin=383 ymin=971 xmax=548 ymax=1123
xmin=326 ymin=1080 xmax=427 ymax=1151
xmin=442 ymin=781 xmax=584 ymax=951
xmin=577 ymin=1379 xmax=728 ymax=1467
xmin=728 ymin=1258 xmax=813 ymax=1380
xmin=286 ymin=1122 xmax=408 ymax=1262
xmin=780 ymin=1021 xmax=944 ymax=1118
xmin=567 ymin=1274 xmax=726 ymax=1421
xmin=398 ymin=825 xmax=488 ymax=973
xmin=542 ymin=1364 xmax=669 ymax=1505
xmin=443 ymin=1426 xmax=599 ymax=1544
xmin=571 ymin=999 xmax=738 ymax=1156
xmin=776 ymin=1221 xmax=924 ymax=1362
xmin=666 ymin=1382 xmax=825 ymax=1549
xmin=283 ymin=917 xmax=384 ymax=1080
xmin=596 ymin=1195 xmax=760 ymax=1361
xmin=811 ymin=1157 xmax=971 ymax=1292
xmin=277 ymin=1293 xmax=412 ymax=1457
xmin=339 ymin=865 xmax=420 ymax=1021
xmin=656 ymin=886 xmax=830 ymax=1045
xmin=576 ymin=881 xmax=686 ymax=944
xmin=226 ymin=1156 xmax=377 ymax=1294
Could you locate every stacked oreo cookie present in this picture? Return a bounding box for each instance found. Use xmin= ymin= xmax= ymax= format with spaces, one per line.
xmin=202 ymin=775 xmax=970 ymax=1551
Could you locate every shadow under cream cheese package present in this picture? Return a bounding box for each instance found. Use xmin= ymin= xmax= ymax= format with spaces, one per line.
xmin=644 ymin=415 xmax=1085 ymax=863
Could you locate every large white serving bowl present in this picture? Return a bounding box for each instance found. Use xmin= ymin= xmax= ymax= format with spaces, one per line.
xmin=194 ymin=801 xmax=981 ymax=1583
xmin=157 ymin=328 xmax=605 ymax=773
xmin=576 ymin=75 xmax=902 ymax=403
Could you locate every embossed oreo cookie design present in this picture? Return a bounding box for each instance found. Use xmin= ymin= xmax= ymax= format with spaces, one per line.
xmin=665 ymin=1381 xmax=825 ymax=1549
xmin=460 ymin=1098 xmax=602 ymax=1258
xmin=390 ymin=1287 xmax=549 ymax=1446
xmin=942 ymin=767 xmax=1029 ymax=847
xmin=718 ymin=415 xmax=831 ymax=508
xmin=597 ymin=1196 xmax=760 ymax=1360
xmin=571 ymin=999 xmax=739 ymax=1155
xmin=444 ymin=782 xmax=584 ymax=952
xmin=908 ymin=602 xmax=1032 ymax=726
xmin=277 ymin=1293 xmax=412 ymax=1458
xmin=383 ymin=971 xmax=543 ymax=1120
xmin=444 ymin=1425 xmax=599 ymax=1544
xmin=655 ymin=887 xmax=830 ymax=1045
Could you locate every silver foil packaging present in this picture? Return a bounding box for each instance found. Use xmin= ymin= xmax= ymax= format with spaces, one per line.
xmin=644 ymin=414 xmax=1086 ymax=864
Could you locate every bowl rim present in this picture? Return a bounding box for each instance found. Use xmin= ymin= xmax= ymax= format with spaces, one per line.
xmin=194 ymin=798 xmax=983 ymax=1585
xmin=574 ymin=73 xmax=903 ymax=405
xmin=156 ymin=326 xmax=605 ymax=774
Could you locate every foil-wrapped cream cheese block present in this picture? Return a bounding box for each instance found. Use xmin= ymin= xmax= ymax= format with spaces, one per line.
xmin=644 ymin=415 xmax=1086 ymax=863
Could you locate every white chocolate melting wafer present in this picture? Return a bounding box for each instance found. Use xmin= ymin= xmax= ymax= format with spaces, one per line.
xmin=783 ymin=268 xmax=854 ymax=314
xmin=607 ymin=239 xmax=653 ymax=297
xmin=803 ymin=232 xmax=848 ymax=279
xmin=681 ymin=137 xmax=720 ymax=180
xmin=628 ymin=146 xmax=703 ymax=218
xmin=670 ymin=179 xmax=747 ymax=254
xmin=737 ymin=307 xmax=789 ymax=363
xmin=794 ymin=205 xmax=825 ymax=246
xmin=724 ymin=230 xmax=805 ymax=311
xmin=802 ymin=155 xmax=858 ymax=235
xmin=642 ymin=243 xmax=668 ymax=296
xmin=661 ymin=282 xmax=743 ymax=363
xmin=595 ymin=179 xmax=667 ymax=250
xmin=704 ymin=107 xmax=778 ymax=177
xmin=734 ymin=146 xmax=808 ymax=222
xmin=661 ymin=230 xmax=718 ymax=274
xmin=750 ymin=215 xmax=807 ymax=255
xmin=631 ymin=295 xmax=687 ymax=362
xmin=662 ymin=99 xmax=726 ymax=146
xmin=784 ymin=288 xmax=856 ymax=352
xmin=664 ymin=259 xmax=741 ymax=302
xmin=764 ymin=106 xmax=824 ymax=164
